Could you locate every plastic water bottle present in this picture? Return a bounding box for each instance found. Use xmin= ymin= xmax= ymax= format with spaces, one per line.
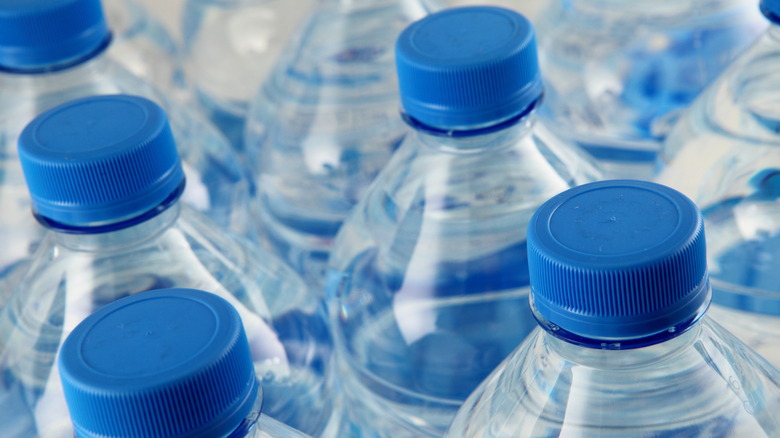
xmin=0 ymin=0 xmax=252 ymax=298
xmin=443 ymin=0 xmax=544 ymax=20
xmin=535 ymin=0 xmax=765 ymax=179
xmin=0 ymin=95 xmax=332 ymax=438
xmin=181 ymin=0 xmax=315 ymax=149
xmin=57 ymin=288 xmax=311 ymax=438
xmin=446 ymin=180 xmax=780 ymax=437
xmin=244 ymin=0 xmax=443 ymax=289
xmin=656 ymin=0 xmax=780 ymax=368
xmin=104 ymin=0 xmax=188 ymax=102
xmin=325 ymin=7 xmax=601 ymax=436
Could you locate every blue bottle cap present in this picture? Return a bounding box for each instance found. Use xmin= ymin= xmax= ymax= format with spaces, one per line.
xmin=395 ymin=6 xmax=542 ymax=129
xmin=59 ymin=288 xmax=259 ymax=438
xmin=18 ymin=94 xmax=184 ymax=227
xmin=761 ymin=0 xmax=780 ymax=24
xmin=527 ymin=180 xmax=710 ymax=342
xmin=0 ymin=0 xmax=109 ymax=70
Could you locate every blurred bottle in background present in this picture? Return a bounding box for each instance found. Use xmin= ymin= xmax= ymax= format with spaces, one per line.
xmin=105 ymin=0 xmax=188 ymax=102
xmin=244 ymin=0 xmax=443 ymax=290
xmin=182 ymin=0 xmax=315 ymax=149
xmin=135 ymin=0 xmax=186 ymax=39
xmin=657 ymin=0 xmax=780 ymax=369
xmin=58 ymin=288 xmax=312 ymax=438
xmin=536 ymin=0 xmax=765 ymax=179
xmin=326 ymin=7 xmax=600 ymax=437
xmin=443 ymin=0 xmax=546 ymax=20
xmin=0 ymin=0 xmax=252 ymax=303
xmin=446 ymin=180 xmax=780 ymax=437
xmin=0 ymin=95 xmax=331 ymax=438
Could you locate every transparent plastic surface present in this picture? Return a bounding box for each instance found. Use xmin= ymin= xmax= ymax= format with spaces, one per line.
xmin=252 ymin=413 xmax=313 ymax=438
xmin=443 ymin=0 xmax=544 ymax=20
xmin=446 ymin=317 xmax=780 ymax=437
xmin=0 ymin=51 xmax=253 ymax=303
xmin=105 ymin=0 xmax=188 ymax=102
xmin=708 ymin=305 xmax=780 ymax=370
xmin=43 ymin=386 xmax=313 ymax=437
xmin=657 ymin=25 xmax=780 ymax=367
xmin=536 ymin=0 xmax=765 ymax=179
xmin=325 ymin=113 xmax=601 ymax=437
xmin=244 ymin=0 xmax=442 ymax=290
xmin=0 ymin=203 xmax=332 ymax=438
xmin=183 ymin=396 xmax=314 ymax=438
xmin=182 ymin=0 xmax=315 ymax=149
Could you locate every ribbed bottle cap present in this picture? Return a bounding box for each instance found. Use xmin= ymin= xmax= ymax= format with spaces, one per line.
xmin=395 ymin=6 xmax=542 ymax=129
xmin=18 ymin=94 xmax=184 ymax=227
xmin=0 ymin=0 xmax=109 ymax=70
xmin=761 ymin=0 xmax=780 ymax=23
xmin=527 ymin=180 xmax=709 ymax=341
xmin=59 ymin=288 xmax=259 ymax=438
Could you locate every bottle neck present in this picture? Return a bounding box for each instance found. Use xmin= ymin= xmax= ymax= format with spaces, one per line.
xmin=0 ymin=33 xmax=112 ymax=75
xmin=52 ymin=197 xmax=182 ymax=252
xmin=0 ymin=48 xmax=113 ymax=99
xmin=224 ymin=392 xmax=264 ymax=438
xmin=543 ymin=321 xmax=702 ymax=370
xmin=407 ymin=99 xmax=540 ymax=153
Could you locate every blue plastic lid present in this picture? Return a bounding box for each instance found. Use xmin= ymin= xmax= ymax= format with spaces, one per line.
xmin=18 ymin=94 xmax=184 ymax=227
xmin=527 ymin=180 xmax=710 ymax=341
xmin=0 ymin=0 xmax=109 ymax=70
xmin=59 ymin=288 xmax=259 ymax=438
xmin=762 ymin=0 xmax=780 ymax=23
xmin=395 ymin=6 xmax=542 ymax=129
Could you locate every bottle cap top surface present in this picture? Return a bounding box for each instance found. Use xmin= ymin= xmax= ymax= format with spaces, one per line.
xmin=59 ymin=288 xmax=259 ymax=438
xmin=19 ymin=94 xmax=184 ymax=226
xmin=396 ymin=6 xmax=543 ymax=128
xmin=527 ymin=180 xmax=709 ymax=341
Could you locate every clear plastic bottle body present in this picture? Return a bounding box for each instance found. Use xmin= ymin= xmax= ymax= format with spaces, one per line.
xmin=250 ymin=414 xmax=313 ymax=438
xmin=105 ymin=0 xmax=188 ymax=102
xmin=181 ymin=0 xmax=315 ymax=149
xmin=656 ymin=25 xmax=780 ymax=368
xmin=0 ymin=50 xmax=253 ymax=303
xmin=41 ymin=392 xmax=313 ymax=438
xmin=446 ymin=316 xmax=780 ymax=437
xmin=244 ymin=0 xmax=441 ymax=290
xmin=325 ymin=112 xmax=601 ymax=437
xmin=0 ymin=203 xmax=332 ymax=438
xmin=536 ymin=0 xmax=765 ymax=179
xmin=442 ymin=0 xmax=544 ymax=20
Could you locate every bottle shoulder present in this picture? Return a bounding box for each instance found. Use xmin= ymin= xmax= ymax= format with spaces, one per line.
xmin=658 ymin=29 xmax=780 ymax=201
xmin=6 ymin=206 xmax=311 ymax=319
xmin=330 ymin=122 xmax=600 ymax=263
xmin=447 ymin=319 xmax=780 ymax=437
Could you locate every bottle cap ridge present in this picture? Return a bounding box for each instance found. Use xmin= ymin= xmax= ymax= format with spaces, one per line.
xmin=0 ymin=0 xmax=109 ymax=69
